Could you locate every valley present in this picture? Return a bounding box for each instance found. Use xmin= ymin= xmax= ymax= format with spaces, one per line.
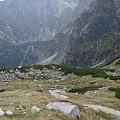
xmin=0 ymin=0 xmax=120 ymax=119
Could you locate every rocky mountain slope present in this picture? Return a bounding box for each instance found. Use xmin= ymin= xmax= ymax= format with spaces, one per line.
xmin=1 ymin=0 xmax=120 ymax=68
xmin=0 ymin=33 xmax=68 ymax=68
xmin=0 ymin=0 xmax=94 ymax=68
xmin=63 ymin=0 xmax=120 ymax=67
xmin=0 ymin=0 xmax=79 ymax=44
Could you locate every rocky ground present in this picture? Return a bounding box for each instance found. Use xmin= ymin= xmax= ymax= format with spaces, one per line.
xmin=0 ymin=65 xmax=120 ymax=120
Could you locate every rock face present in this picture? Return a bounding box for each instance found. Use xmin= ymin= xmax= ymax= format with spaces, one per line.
xmin=0 ymin=0 xmax=95 ymax=68
xmin=0 ymin=0 xmax=79 ymax=44
xmin=63 ymin=0 xmax=120 ymax=67
xmin=46 ymin=102 xmax=80 ymax=118
xmin=1 ymin=0 xmax=120 ymax=67
xmin=0 ymin=33 xmax=68 ymax=68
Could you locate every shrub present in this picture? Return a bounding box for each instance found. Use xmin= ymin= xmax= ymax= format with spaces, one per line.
xmin=0 ymin=89 xmax=6 ymax=92
xmin=69 ymin=86 xmax=103 ymax=94
xmin=108 ymin=87 xmax=120 ymax=99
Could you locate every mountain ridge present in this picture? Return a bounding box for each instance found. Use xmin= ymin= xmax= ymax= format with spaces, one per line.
xmin=63 ymin=0 xmax=120 ymax=67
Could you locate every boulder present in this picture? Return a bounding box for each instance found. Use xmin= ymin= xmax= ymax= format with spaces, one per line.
xmin=46 ymin=102 xmax=80 ymax=118
xmin=49 ymin=90 xmax=68 ymax=100
xmin=5 ymin=110 xmax=13 ymax=116
xmin=115 ymin=69 xmax=120 ymax=75
xmin=32 ymin=106 xmax=40 ymax=112
xmin=0 ymin=108 xmax=5 ymax=116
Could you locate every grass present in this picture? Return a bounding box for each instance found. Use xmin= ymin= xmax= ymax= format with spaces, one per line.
xmin=108 ymin=87 xmax=120 ymax=99
xmin=0 ymin=66 xmax=119 ymax=120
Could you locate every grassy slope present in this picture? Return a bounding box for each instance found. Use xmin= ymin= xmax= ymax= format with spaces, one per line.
xmin=0 ymin=64 xmax=120 ymax=120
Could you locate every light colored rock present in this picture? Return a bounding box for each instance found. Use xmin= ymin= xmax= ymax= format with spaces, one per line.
xmin=32 ymin=106 xmax=40 ymax=112
xmin=46 ymin=102 xmax=80 ymax=118
xmin=115 ymin=69 xmax=120 ymax=75
xmin=84 ymin=104 xmax=120 ymax=120
xmin=84 ymin=91 xmax=91 ymax=97
xmin=18 ymin=66 xmax=22 ymax=69
xmin=5 ymin=110 xmax=13 ymax=115
xmin=49 ymin=90 xmax=68 ymax=100
xmin=0 ymin=108 xmax=5 ymax=116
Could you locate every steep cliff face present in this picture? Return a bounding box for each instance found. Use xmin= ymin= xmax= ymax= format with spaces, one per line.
xmin=1 ymin=0 xmax=120 ymax=68
xmin=0 ymin=33 xmax=68 ymax=68
xmin=0 ymin=0 xmax=79 ymax=44
xmin=63 ymin=0 xmax=120 ymax=67
xmin=0 ymin=0 xmax=95 ymax=68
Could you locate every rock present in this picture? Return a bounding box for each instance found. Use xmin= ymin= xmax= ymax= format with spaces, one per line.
xmin=5 ymin=110 xmax=13 ymax=116
xmin=34 ymin=79 xmax=38 ymax=82
xmin=84 ymin=104 xmax=120 ymax=120
xmin=15 ymin=72 xmax=25 ymax=79
xmin=32 ymin=106 xmax=41 ymax=112
xmin=46 ymin=102 xmax=80 ymax=118
xmin=84 ymin=91 xmax=91 ymax=97
xmin=63 ymin=0 xmax=120 ymax=67
xmin=16 ymin=105 xmax=27 ymax=110
xmin=115 ymin=69 xmax=120 ymax=75
xmin=18 ymin=66 xmax=22 ymax=69
xmin=0 ymin=108 xmax=5 ymax=116
xmin=49 ymin=90 xmax=68 ymax=100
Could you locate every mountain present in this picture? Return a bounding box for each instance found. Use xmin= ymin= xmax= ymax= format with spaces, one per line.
xmin=0 ymin=0 xmax=79 ymax=44
xmin=0 ymin=0 xmax=93 ymax=68
xmin=63 ymin=0 xmax=120 ymax=67
xmin=0 ymin=33 xmax=68 ymax=68
xmin=2 ymin=0 xmax=119 ymax=68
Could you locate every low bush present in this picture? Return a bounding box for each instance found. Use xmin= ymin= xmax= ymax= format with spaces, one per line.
xmin=108 ymin=87 xmax=120 ymax=99
xmin=0 ymin=89 xmax=6 ymax=92
xmin=69 ymin=86 xmax=103 ymax=94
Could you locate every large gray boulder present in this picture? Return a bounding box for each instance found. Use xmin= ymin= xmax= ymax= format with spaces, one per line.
xmin=46 ymin=102 xmax=80 ymax=118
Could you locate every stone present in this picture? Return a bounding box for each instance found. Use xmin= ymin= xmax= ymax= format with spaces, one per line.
xmin=32 ymin=106 xmax=40 ymax=112
xmin=0 ymin=108 xmax=5 ymax=116
xmin=5 ymin=110 xmax=13 ymax=116
xmin=49 ymin=90 xmax=68 ymax=100
xmin=115 ymin=69 xmax=120 ymax=75
xmin=46 ymin=102 xmax=80 ymax=118
xmin=18 ymin=66 xmax=22 ymax=69
xmin=15 ymin=72 xmax=25 ymax=79
xmin=84 ymin=104 xmax=120 ymax=120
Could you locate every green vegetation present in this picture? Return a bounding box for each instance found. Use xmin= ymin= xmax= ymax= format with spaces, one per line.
xmin=0 ymin=64 xmax=120 ymax=80
xmin=69 ymin=86 xmax=103 ymax=94
xmin=114 ymin=59 xmax=120 ymax=65
xmin=0 ymin=89 xmax=6 ymax=92
xmin=53 ymin=64 xmax=120 ymax=80
xmin=109 ymin=87 xmax=120 ymax=99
